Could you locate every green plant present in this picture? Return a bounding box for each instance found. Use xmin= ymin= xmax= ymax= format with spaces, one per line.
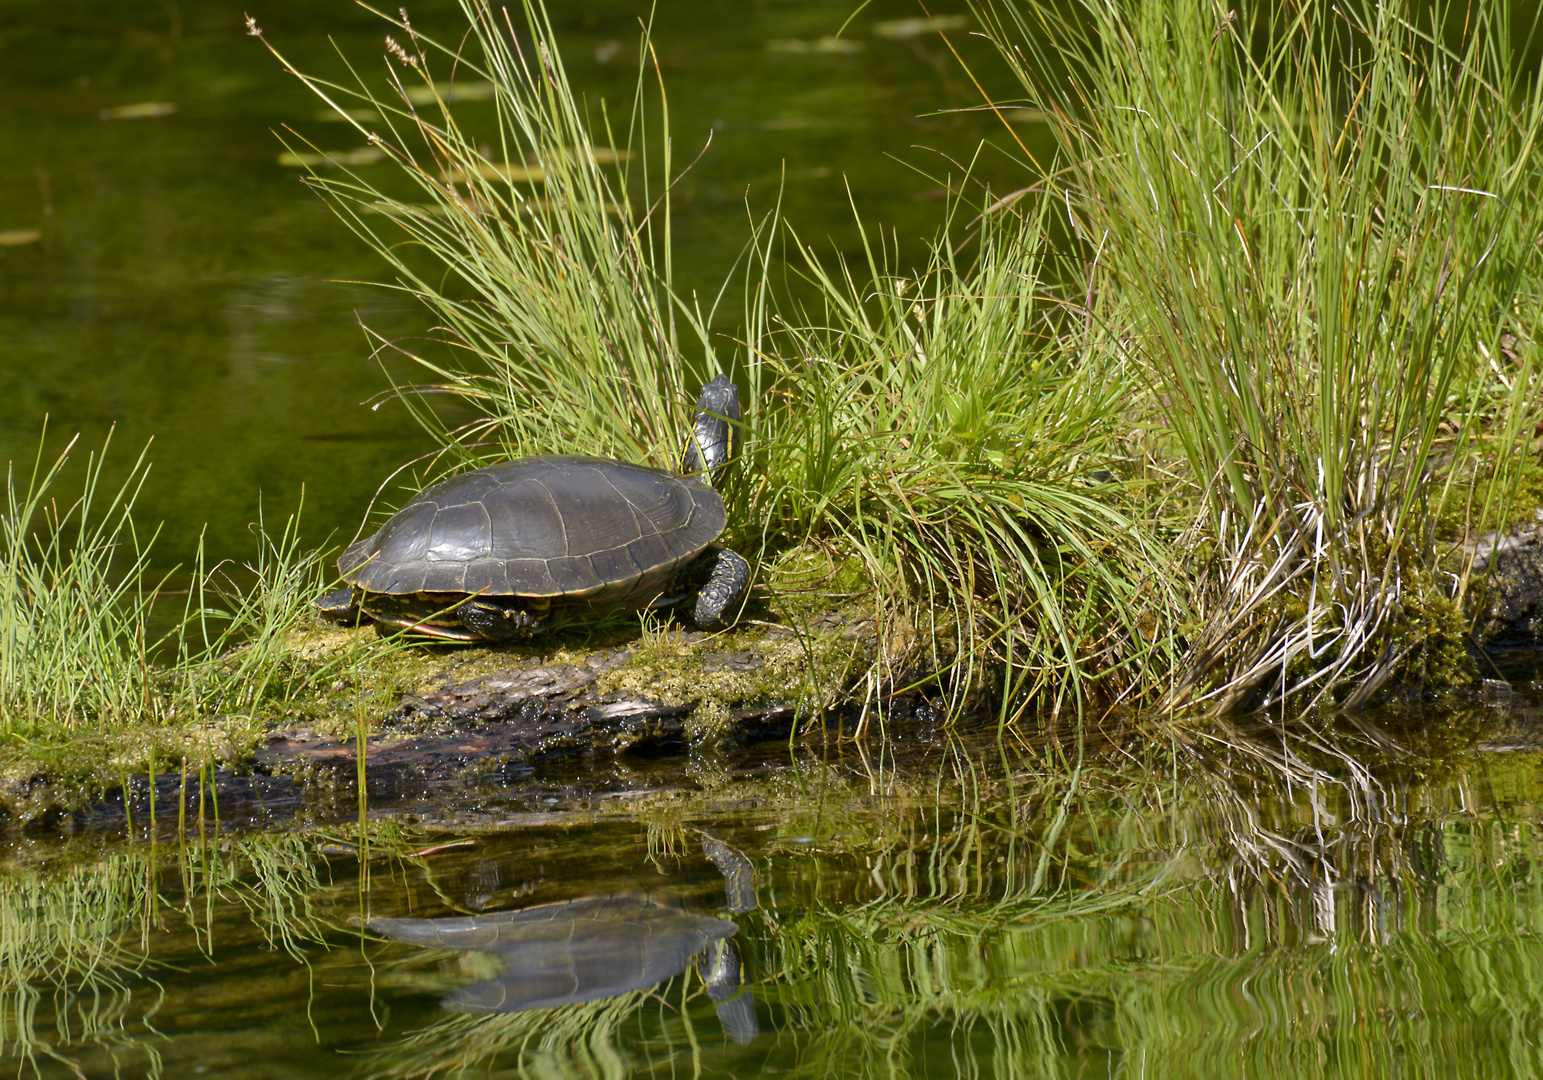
xmin=978 ymin=0 xmax=1543 ymax=711
xmin=0 ymin=424 xmax=365 ymax=766
xmin=182 ymin=496 xmax=369 ymax=718
xmin=255 ymin=0 xmax=1182 ymax=720
xmin=251 ymin=1 xmax=734 ymax=474
xmin=755 ymin=200 xmax=1181 ymax=716
xmin=0 ymin=426 xmax=168 ymax=735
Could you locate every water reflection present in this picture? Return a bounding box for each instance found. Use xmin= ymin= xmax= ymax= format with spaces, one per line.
xmin=4 ymin=712 xmax=1543 ymax=1077
xmin=368 ymin=897 xmax=753 ymax=1030
xmin=365 ymin=831 xmax=760 ymax=1045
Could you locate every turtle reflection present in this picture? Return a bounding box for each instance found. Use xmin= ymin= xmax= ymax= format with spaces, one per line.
xmin=366 ymin=834 xmax=759 ymax=1044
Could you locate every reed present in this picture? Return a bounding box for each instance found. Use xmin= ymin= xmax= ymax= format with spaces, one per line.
xmin=976 ymin=0 xmax=1543 ymax=710
xmin=0 ymin=426 xmax=167 ymax=735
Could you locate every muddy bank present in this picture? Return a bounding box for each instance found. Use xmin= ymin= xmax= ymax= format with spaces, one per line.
xmin=0 ymin=609 xmax=919 ymax=828
xmin=1473 ymin=510 xmax=1543 ymax=651
xmin=61 ymin=707 xmax=956 ymax=839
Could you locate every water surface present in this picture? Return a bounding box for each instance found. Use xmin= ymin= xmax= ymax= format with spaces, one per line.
xmin=0 ymin=0 xmax=1025 ymax=570
xmin=7 ymin=706 xmax=1543 ymax=1078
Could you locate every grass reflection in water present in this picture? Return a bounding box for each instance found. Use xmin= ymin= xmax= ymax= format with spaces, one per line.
xmin=1 ymin=714 xmax=1542 ymax=1078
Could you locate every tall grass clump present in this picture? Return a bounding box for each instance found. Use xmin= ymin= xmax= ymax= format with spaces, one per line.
xmin=978 ymin=0 xmax=1543 ymax=711
xmin=0 ymin=427 xmax=355 ymax=762
xmin=756 ymin=205 xmax=1181 ymax=714
xmin=0 ymin=428 xmax=166 ymax=735
xmin=255 ymin=0 xmax=1183 ymax=718
xmin=251 ymin=1 xmax=720 ymax=471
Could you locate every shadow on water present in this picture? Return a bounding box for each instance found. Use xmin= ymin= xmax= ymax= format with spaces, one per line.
xmin=6 ymin=688 xmax=1543 ymax=1077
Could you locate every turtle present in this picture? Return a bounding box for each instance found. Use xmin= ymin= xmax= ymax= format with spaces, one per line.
xmin=314 ymin=375 xmax=750 ymax=642
xmin=360 ymin=832 xmax=759 ymax=1042
xmin=363 ymin=895 xmax=741 ymax=1015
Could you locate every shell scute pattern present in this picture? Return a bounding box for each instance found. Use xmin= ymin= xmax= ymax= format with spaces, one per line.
xmin=483 ymin=475 xmax=566 ymax=562
xmin=340 ymin=456 xmax=725 ymax=602
xmin=427 ymin=500 xmax=494 ymax=566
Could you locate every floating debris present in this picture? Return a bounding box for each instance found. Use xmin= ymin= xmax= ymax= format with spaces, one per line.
xmin=594 ymin=39 xmax=624 ymax=64
xmin=765 ymin=37 xmax=864 ymax=54
xmin=314 ymin=107 xmax=383 ymax=122
xmin=99 ymin=101 xmax=177 ymax=120
xmin=403 ymin=81 xmax=496 ymax=105
xmin=760 ymin=116 xmax=819 ymax=131
xmin=873 ymin=15 xmax=970 ymax=38
xmin=442 ymin=146 xmax=630 ymax=184
xmin=0 ymin=230 xmax=42 ymax=247
xmin=277 ymin=147 xmax=387 ymax=168
xmin=360 ymin=194 xmax=622 ymax=217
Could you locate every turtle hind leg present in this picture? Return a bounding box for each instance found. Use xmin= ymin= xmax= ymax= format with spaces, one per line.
xmin=690 ymin=547 xmax=750 ymax=630
xmin=458 ymin=598 xmax=545 ymax=642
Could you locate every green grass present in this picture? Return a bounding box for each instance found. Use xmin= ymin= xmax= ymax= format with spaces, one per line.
xmin=0 ymin=427 xmax=372 ymax=776
xmin=751 ymin=203 xmax=1182 ymax=716
xmin=255 ymin=0 xmax=1543 ymax=720
xmin=255 ymin=1 xmax=716 ymax=471
xmin=0 ymin=426 xmax=168 ymax=736
xmin=9 ymin=0 xmax=1539 ymax=759
xmin=253 ymin=0 xmax=1185 ymax=721
xmin=975 ymin=0 xmax=1543 ymax=711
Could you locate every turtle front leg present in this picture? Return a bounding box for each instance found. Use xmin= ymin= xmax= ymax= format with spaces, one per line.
xmin=457 ymin=598 xmax=546 ymax=642
xmin=314 ymin=587 xmax=364 ymax=626
xmin=689 ymin=547 xmax=751 ymax=630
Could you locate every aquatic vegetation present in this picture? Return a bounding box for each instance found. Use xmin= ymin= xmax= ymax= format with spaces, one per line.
xmin=252 ymin=0 xmax=1183 ymax=721
xmin=976 ymin=0 xmax=1543 ymax=710
xmin=247 ymin=0 xmax=1543 ymax=721
xmin=755 ymin=205 xmax=1182 ymax=716
xmin=253 ymin=2 xmax=703 ymax=473
xmin=0 ymin=428 xmax=377 ymax=772
xmin=0 ymin=427 xmax=168 ymax=736
xmin=8 ymin=0 xmax=1531 ymax=763
xmin=7 ymin=4 xmax=1543 ymax=1075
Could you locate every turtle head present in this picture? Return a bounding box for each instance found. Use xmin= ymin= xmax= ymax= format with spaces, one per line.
xmin=679 ymin=374 xmax=741 ymax=488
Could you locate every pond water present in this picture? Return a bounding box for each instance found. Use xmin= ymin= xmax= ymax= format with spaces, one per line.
xmin=9 ymin=3 xmax=1543 ymax=1078
xmin=7 ymin=705 xmax=1543 ymax=1079
xmin=0 ymin=0 xmax=1027 ymax=572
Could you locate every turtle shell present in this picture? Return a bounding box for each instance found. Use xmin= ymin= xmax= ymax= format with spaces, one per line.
xmin=339 ymin=456 xmax=726 ymax=606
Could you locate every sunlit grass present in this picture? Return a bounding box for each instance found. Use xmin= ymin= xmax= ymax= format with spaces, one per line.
xmin=252 ymin=0 xmax=1185 ymax=721
xmin=254 ymin=1 xmax=718 ymax=472
xmin=0 ymin=427 xmax=373 ymax=769
xmin=975 ymin=0 xmax=1543 ymax=711
xmin=754 ymin=198 xmax=1182 ymax=717
xmin=0 ymin=426 xmax=166 ymax=736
